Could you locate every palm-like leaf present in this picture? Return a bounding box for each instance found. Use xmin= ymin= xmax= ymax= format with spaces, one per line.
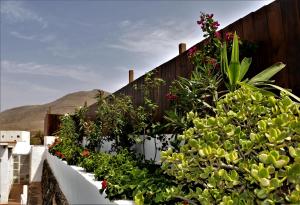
xmin=248 ymin=62 xmax=286 ymax=84
xmin=267 ymin=84 xmax=300 ymax=103
xmin=239 ymin=57 xmax=252 ymax=81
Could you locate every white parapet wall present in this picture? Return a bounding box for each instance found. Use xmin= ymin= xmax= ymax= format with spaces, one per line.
xmin=46 ymin=152 xmax=134 ymax=205
xmin=0 ymin=145 xmax=11 ymax=203
xmin=20 ymin=185 xmax=28 ymax=205
xmin=30 ymin=146 xmax=46 ymax=182
xmin=44 ymin=136 xmax=57 ymax=147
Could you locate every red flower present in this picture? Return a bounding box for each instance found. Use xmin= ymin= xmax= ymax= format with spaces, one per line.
xmin=101 ymin=180 xmax=107 ymax=190
xmin=55 ymin=151 xmax=62 ymax=157
xmin=81 ymin=149 xmax=90 ymax=157
xmin=165 ymin=93 xmax=177 ymax=101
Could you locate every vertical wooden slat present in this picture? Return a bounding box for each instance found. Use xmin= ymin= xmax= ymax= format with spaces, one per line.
xmin=266 ymin=1 xmax=287 ymax=87
xmin=280 ymin=0 xmax=300 ymax=93
xmin=242 ymin=12 xmax=255 ymax=42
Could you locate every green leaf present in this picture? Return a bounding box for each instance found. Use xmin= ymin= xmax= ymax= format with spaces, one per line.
xmin=239 ymin=82 xmax=275 ymax=97
xmin=134 ymin=192 xmax=144 ymax=205
xmin=267 ymin=84 xmax=300 ymax=103
xmin=231 ymin=32 xmax=239 ymax=63
xmin=227 ymin=33 xmax=241 ymax=90
xmin=228 ymin=62 xmax=240 ymax=89
xmin=221 ymin=42 xmax=229 ymax=77
xmin=239 ymin=57 xmax=252 ymax=81
xmin=260 ymin=178 xmax=270 ymax=187
xmin=255 ymin=189 xmax=268 ymax=199
xmin=258 ymin=168 xmax=269 ymax=178
xmin=248 ymin=62 xmax=285 ymax=84
xmin=287 ymin=163 xmax=300 ymax=184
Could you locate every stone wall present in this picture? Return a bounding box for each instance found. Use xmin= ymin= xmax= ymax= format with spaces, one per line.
xmin=41 ymin=160 xmax=69 ymax=205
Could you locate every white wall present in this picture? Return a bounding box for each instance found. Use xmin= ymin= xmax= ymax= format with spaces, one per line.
xmin=30 ymin=146 xmax=46 ymax=182
xmin=133 ymin=134 xmax=173 ymax=163
xmin=0 ymin=131 xmax=30 ymax=144
xmin=44 ymin=136 xmax=57 ymax=147
xmin=8 ymin=148 xmax=13 ymax=194
xmin=0 ymin=145 xmax=11 ymax=203
xmin=46 ymin=152 xmax=134 ymax=205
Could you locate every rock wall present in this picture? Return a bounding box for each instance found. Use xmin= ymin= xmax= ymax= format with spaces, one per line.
xmin=41 ymin=160 xmax=69 ymax=205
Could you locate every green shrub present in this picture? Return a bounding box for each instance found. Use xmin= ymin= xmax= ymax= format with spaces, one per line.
xmin=161 ymin=86 xmax=300 ymax=204
xmin=92 ymin=150 xmax=176 ymax=205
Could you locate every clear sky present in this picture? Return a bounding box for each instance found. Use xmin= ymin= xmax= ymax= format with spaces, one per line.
xmin=0 ymin=0 xmax=274 ymax=111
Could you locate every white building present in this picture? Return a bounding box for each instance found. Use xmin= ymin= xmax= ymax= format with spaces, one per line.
xmin=0 ymin=131 xmax=31 ymax=204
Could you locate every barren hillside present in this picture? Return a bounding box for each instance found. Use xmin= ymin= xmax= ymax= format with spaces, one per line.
xmin=0 ymin=89 xmax=108 ymax=134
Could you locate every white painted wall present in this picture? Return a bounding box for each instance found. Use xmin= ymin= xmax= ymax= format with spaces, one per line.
xmin=44 ymin=136 xmax=57 ymax=147
xmin=0 ymin=131 xmax=30 ymax=144
xmin=20 ymin=185 xmax=28 ymax=205
xmin=0 ymin=145 xmax=11 ymax=203
xmin=30 ymin=146 xmax=46 ymax=182
xmin=46 ymin=152 xmax=134 ymax=205
xmin=133 ymin=134 xmax=173 ymax=163
xmin=8 ymin=148 xmax=13 ymax=195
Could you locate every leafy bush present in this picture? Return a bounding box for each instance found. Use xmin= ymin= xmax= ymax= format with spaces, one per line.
xmin=92 ymin=150 xmax=176 ymax=205
xmin=49 ymin=114 xmax=83 ymax=165
xmin=161 ymin=86 xmax=300 ymax=204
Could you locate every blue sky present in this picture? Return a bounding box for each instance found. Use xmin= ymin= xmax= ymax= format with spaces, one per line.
xmin=0 ymin=0 xmax=273 ymax=111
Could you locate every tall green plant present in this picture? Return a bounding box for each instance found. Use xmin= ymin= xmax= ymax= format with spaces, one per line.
xmin=221 ymin=32 xmax=285 ymax=92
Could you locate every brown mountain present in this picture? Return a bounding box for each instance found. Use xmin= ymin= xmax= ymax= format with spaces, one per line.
xmin=0 ymin=89 xmax=108 ymax=135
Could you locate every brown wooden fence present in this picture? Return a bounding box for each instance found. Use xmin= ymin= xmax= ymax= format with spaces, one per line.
xmin=44 ymin=114 xmax=62 ymax=136
xmin=87 ymin=0 xmax=300 ymax=121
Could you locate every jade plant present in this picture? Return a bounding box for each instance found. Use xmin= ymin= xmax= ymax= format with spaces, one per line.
xmin=161 ymin=86 xmax=300 ymax=204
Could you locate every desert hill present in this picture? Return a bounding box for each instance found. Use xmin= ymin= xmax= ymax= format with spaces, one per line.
xmin=0 ymin=89 xmax=108 ymax=135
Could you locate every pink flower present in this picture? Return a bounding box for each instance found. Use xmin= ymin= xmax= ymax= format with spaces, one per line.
xmin=187 ymin=46 xmax=197 ymax=57
xmin=197 ymin=20 xmax=203 ymax=25
xmin=215 ymin=31 xmax=221 ymax=39
xmin=212 ymin=21 xmax=220 ymax=29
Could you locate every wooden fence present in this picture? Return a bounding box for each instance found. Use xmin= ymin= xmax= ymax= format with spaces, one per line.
xmin=44 ymin=114 xmax=62 ymax=136
xmin=87 ymin=0 xmax=300 ymax=121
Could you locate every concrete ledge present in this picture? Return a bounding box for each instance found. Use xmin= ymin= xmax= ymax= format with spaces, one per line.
xmin=44 ymin=152 xmax=135 ymax=205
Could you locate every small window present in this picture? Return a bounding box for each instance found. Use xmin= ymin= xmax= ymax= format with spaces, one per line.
xmin=1 ymin=135 xmax=4 ymax=138
xmin=17 ymin=135 xmax=20 ymax=138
